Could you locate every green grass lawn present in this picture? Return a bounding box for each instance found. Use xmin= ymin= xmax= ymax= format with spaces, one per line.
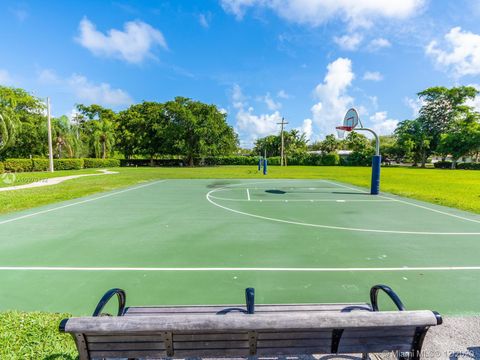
xmin=1 ymin=165 xmax=479 ymax=359
xmin=2 ymin=165 xmax=480 ymax=215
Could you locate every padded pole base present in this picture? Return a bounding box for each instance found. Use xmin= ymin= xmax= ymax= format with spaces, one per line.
xmin=370 ymin=155 xmax=381 ymax=195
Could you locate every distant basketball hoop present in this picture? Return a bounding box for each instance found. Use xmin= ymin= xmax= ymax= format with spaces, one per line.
xmin=336 ymin=108 xmax=359 ymax=139
xmin=336 ymin=108 xmax=381 ymax=195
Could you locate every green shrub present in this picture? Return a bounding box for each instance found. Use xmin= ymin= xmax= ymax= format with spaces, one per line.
xmin=32 ymin=158 xmax=49 ymax=171
xmin=321 ymin=153 xmax=340 ymax=166
xmin=84 ymin=158 xmax=120 ymax=168
xmin=4 ymin=159 xmax=33 ymax=172
xmin=433 ymin=161 xmax=452 ymax=169
xmin=0 ymin=162 xmax=4 ymax=174
xmin=456 ymin=162 xmax=480 ymax=170
xmin=53 ymin=159 xmax=84 ymax=170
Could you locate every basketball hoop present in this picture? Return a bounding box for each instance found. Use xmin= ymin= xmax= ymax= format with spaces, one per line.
xmin=335 ymin=125 xmax=353 ymax=139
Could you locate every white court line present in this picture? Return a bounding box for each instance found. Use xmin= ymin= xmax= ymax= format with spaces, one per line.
xmin=246 ymin=188 xmax=251 ymax=201
xmin=0 ymin=180 xmax=166 ymax=226
xmin=1 ymin=266 xmax=480 ymax=272
xmin=208 ymin=195 xmax=394 ymax=202
xmin=323 ymin=180 xmax=480 ymax=225
xmin=206 ymin=181 xmax=480 ymax=235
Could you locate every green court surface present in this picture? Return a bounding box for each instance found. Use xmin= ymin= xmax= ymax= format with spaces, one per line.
xmin=1 ymin=178 xmax=480 ymax=316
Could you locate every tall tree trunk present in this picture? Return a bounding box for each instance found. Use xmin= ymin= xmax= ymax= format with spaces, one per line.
xmin=451 ymin=159 xmax=457 ymax=169
xmin=102 ymin=141 xmax=106 ymax=159
xmin=420 ymin=150 xmax=427 ymax=168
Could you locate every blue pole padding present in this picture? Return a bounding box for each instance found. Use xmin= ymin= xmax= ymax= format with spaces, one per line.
xmin=263 ymin=158 xmax=268 ymax=175
xmin=370 ymin=155 xmax=381 ymax=195
xmin=258 ymin=158 xmax=262 ymax=171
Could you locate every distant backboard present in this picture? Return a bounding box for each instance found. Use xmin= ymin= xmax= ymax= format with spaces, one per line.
xmin=343 ymin=108 xmax=359 ymax=129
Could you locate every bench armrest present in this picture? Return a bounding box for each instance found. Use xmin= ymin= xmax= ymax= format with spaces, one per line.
xmin=370 ymin=284 xmax=405 ymax=311
xmin=92 ymin=288 xmax=126 ymax=317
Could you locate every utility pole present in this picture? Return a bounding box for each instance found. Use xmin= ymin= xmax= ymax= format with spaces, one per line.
xmin=46 ymin=97 xmax=54 ymax=172
xmin=277 ymin=117 xmax=288 ymax=166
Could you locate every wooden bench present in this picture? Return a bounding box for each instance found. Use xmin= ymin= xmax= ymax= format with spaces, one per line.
xmin=60 ymin=285 xmax=442 ymax=360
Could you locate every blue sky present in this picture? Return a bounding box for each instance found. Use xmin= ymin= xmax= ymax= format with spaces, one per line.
xmin=1 ymin=0 xmax=480 ymax=147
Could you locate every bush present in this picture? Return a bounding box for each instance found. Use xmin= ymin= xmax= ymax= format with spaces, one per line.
xmin=0 ymin=162 xmax=4 ymax=174
xmin=201 ymin=156 xmax=258 ymax=166
xmin=32 ymin=159 xmax=49 ymax=171
xmin=120 ymin=158 xmax=186 ymax=167
xmin=84 ymin=158 xmax=121 ymax=168
xmin=321 ymin=153 xmax=340 ymax=166
xmin=53 ymin=159 xmax=84 ymax=170
xmin=433 ymin=161 xmax=452 ymax=169
xmin=455 ymin=162 xmax=480 ymax=170
xmin=4 ymin=159 xmax=34 ymax=172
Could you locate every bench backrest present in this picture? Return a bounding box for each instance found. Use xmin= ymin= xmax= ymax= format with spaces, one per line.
xmin=61 ymin=310 xmax=439 ymax=359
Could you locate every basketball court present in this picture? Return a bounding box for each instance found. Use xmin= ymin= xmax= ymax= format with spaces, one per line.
xmin=0 ymin=178 xmax=479 ymax=315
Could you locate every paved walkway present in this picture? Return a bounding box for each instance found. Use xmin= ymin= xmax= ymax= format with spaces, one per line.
xmin=0 ymin=169 xmax=118 ymax=192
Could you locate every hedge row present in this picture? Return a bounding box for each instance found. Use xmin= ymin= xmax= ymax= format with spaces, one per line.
xmin=120 ymin=154 xmax=342 ymax=167
xmin=434 ymin=161 xmax=480 ymax=170
xmin=1 ymin=158 xmax=120 ymax=172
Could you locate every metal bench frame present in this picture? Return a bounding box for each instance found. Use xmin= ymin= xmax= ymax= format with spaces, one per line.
xmin=60 ymin=285 xmax=442 ymax=360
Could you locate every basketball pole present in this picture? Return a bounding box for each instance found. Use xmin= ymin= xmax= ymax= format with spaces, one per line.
xmin=338 ymin=108 xmax=381 ymax=195
xmin=46 ymin=97 xmax=54 ymax=173
xmin=356 ymin=128 xmax=381 ymax=195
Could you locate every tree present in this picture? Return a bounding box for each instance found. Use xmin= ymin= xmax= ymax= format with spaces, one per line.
xmin=317 ymin=134 xmax=339 ymax=153
xmin=76 ymin=104 xmax=117 ymax=158
xmin=0 ymin=86 xmax=45 ymax=157
xmin=164 ymin=97 xmax=237 ymax=166
xmin=415 ymin=86 xmax=479 ymax=167
xmin=437 ymin=112 xmax=480 ymax=168
xmin=394 ymin=119 xmax=430 ymax=166
xmin=253 ymin=135 xmax=280 ymax=157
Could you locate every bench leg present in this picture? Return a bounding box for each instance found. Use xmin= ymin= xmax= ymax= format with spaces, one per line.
xmin=362 ymin=353 xmax=369 ymax=360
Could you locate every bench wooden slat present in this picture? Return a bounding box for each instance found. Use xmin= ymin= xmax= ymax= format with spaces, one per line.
xmin=89 ymin=349 xmax=167 ymax=357
xmin=88 ymin=342 xmax=166 ymax=351
xmin=64 ymin=310 xmax=438 ymax=333
xmin=257 ymin=330 xmax=332 ymax=340
xmin=170 ymin=348 xmax=252 ymax=357
xmin=257 ymin=339 xmax=331 ymax=347
xmin=339 ymin=344 xmax=413 ymax=353
xmin=256 ymin=346 xmax=332 ymax=356
xmin=173 ymin=340 xmax=249 ymax=350
xmin=87 ymin=334 xmax=163 ymax=343
xmin=174 ymin=333 xmax=248 ymax=341
xmin=124 ymin=303 xmax=372 ymax=315
xmin=342 ymin=327 xmax=416 ymax=338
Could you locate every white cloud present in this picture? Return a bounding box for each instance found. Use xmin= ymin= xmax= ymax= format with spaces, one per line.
xmin=426 ymin=27 xmax=480 ymax=78
xmin=297 ymin=118 xmax=313 ymax=141
xmin=68 ymin=74 xmax=133 ymax=106
xmin=199 ymin=13 xmax=211 ymax=28
xmin=221 ymin=0 xmax=424 ymax=27
xmin=311 ymin=57 xmax=354 ymax=137
xmin=466 ymin=84 xmax=480 ymax=112
xmin=38 ymin=69 xmax=61 ymax=84
xmin=277 ymin=89 xmax=290 ymax=99
xmin=231 ymin=84 xmax=281 ymax=147
xmin=36 ymin=69 xmax=133 ymax=107
xmin=363 ymin=71 xmax=383 ymax=81
xmin=76 ymin=17 xmax=167 ymax=64
xmin=259 ymin=92 xmax=282 ymax=111
xmin=334 ymin=33 xmax=363 ymax=51
xmin=368 ymin=37 xmax=391 ymax=51
xmin=0 ymin=69 xmax=13 ymax=85
xmin=369 ymin=111 xmax=398 ymax=135
xmin=404 ymin=97 xmax=423 ymax=117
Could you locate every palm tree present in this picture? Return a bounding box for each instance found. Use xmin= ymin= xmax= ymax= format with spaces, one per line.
xmin=0 ymin=107 xmax=18 ymax=155
xmin=91 ymin=119 xmax=115 ymax=159
xmin=52 ymin=116 xmax=82 ymax=158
